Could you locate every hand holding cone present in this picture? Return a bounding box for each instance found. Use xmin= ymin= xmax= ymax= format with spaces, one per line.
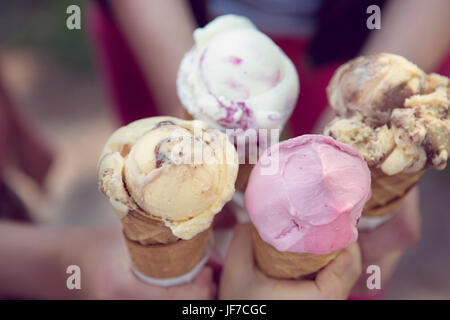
xmin=98 ymin=116 xmax=238 ymax=281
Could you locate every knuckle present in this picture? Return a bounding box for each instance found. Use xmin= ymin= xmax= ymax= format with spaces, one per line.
xmin=318 ymin=271 xmax=341 ymax=298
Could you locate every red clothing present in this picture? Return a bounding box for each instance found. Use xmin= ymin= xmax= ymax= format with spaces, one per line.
xmin=86 ymin=1 xmax=450 ymax=301
xmin=86 ymin=1 xmax=343 ymax=136
xmin=86 ymin=2 xmax=450 ymax=136
xmin=87 ymin=1 xmax=450 ymax=134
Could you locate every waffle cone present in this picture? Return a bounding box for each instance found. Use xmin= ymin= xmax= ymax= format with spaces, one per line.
xmin=118 ymin=209 xmax=210 ymax=278
xmin=124 ymin=227 xmax=211 ymax=279
xmin=182 ymin=109 xmax=194 ymax=121
xmin=251 ymin=225 xmax=340 ymax=279
xmin=120 ymin=210 xmax=178 ymax=245
xmin=363 ymin=168 xmax=423 ymax=217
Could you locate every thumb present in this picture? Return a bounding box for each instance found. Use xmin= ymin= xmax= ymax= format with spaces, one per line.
xmin=220 ymin=223 xmax=255 ymax=286
xmin=314 ymin=243 xmax=362 ymax=299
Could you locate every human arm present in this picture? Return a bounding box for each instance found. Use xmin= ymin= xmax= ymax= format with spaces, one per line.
xmin=0 ymin=221 xmax=215 ymax=299
xmin=313 ymin=0 xmax=450 ymax=134
xmin=361 ymin=0 xmax=450 ymax=72
xmin=108 ymin=0 xmax=197 ymax=118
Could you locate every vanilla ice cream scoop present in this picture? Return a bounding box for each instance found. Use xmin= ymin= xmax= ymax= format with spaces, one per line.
xmin=177 ymin=15 xmax=299 ymax=133
xmin=98 ymin=117 xmax=238 ymax=239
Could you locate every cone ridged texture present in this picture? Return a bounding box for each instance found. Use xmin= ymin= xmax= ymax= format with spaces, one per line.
xmin=363 ymin=168 xmax=423 ymax=217
xmin=119 ymin=206 xmax=210 ymax=279
xmin=124 ymin=227 xmax=210 ymax=279
xmin=251 ymin=225 xmax=340 ymax=279
xmin=121 ymin=210 xmax=178 ymax=245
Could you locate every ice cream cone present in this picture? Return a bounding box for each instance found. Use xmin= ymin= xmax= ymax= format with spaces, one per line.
xmin=119 ymin=209 xmax=178 ymax=245
xmin=98 ymin=116 xmax=238 ymax=283
xmin=363 ymin=168 xmax=423 ymax=217
xmin=245 ymin=135 xmax=369 ymax=279
xmin=118 ymin=209 xmax=211 ymax=278
xmin=324 ymin=54 xmax=449 ymax=218
xmin=124 ymin=227 xmax=211 ymax=279
xmin=251 ymin=225 xmax=340 ymax=279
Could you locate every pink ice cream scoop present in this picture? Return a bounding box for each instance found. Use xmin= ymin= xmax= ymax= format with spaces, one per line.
xmin=245 ymin=135 xmax=371 ymax=255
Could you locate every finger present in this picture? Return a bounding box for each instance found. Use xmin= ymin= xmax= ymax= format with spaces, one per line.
xmin=315 ymin=243 xmax=362 ymax=299
xmin=359 ymin=187 xmax=420 ymax=260
xmin=392 ymin=187 xmax=421 ymax=245
xmin=249 ymin=269 xmax=320 ymax=300
xmin=190 ymin=266 xmax=216 ymax=297
xmin=120 ymin=265 xmax=215 ymax=300
xmin=169 ymin=266 xmax=216 ymax=300
xmin=222 ymin=223 xmax=255 ymax=279
xmin=221 ymin=224 xmax=326 ymax=300
xmin=219 ymin=223 xmax=255 ymax=298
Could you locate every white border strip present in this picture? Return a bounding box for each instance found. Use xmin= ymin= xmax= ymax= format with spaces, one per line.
xmin=132 ymin=250 xmax=210 ymax=287
xmin=358 ymin=214 xmax=393 ymax=231
xmin=131 ymin=234 xmax=214 ymax=287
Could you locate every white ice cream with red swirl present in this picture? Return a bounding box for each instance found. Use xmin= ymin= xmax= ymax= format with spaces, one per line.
xmin=177 ymin=15 xmax=299 ymax=134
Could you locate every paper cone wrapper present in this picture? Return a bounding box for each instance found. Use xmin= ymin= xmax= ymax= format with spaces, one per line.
xmin=362 ymin=168 xmax=423 ymax=217
xmin=117 ymin=209 xmax=211 ymax=279
xmin=251 ymin=225 xmax=340 ymax=279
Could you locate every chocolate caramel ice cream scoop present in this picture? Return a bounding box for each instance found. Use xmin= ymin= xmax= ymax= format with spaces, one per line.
xmin=326 ymin=53 xmax=450 ymax=176
xmin=98 ymin=116 xmax=238 ymax=240
xmin=325 ymin=53 xmax=449 ymax=218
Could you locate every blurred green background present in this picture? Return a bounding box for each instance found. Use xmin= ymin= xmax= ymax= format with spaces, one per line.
xmin=1 ymin=0 xmax=92 ymax=73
